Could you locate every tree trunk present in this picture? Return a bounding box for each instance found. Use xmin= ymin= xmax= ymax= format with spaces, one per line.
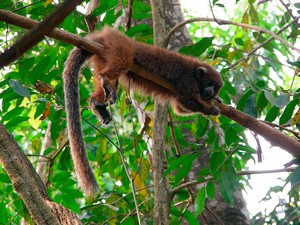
xmin=150 ymin=0 xmax=171 ymax=224
xmin=161 ymin=1 xmax=251 ymax=224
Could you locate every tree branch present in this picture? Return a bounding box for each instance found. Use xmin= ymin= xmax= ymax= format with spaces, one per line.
xmin=279 ymin=0 xmax=300 ymax=28
xmin=0 ymin=0 xmax=85 ymax=68
xmin=0 ymin=123 xmax=59 ymax=224
xmin=0 ymin=123 xmax=82 ymax=224
xmin=215 ymin=101 xmax=300 ymax=156
xmin=171 ymin=167 xmax=297 ymax=195
xmin=228 ymin=16 xmax=300 ymax=69
xmin=0 ymin=10 xmax=299 ymax=157
xmin=164 ymin=17 xmax=300 ymax=54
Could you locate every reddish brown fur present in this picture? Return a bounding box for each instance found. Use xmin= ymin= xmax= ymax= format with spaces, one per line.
xmin=87 ymin=27 xmax=223 ymax=116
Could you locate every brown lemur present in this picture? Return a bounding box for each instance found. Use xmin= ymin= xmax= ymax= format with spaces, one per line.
xmin=63 ymin=27 xmax=223 ymax=198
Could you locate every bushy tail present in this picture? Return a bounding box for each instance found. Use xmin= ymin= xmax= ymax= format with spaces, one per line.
xmin=63 ymin=48 xmax=99 ymax=198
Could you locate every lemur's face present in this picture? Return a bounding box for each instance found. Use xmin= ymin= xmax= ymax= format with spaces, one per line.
xmin=195 ymin=66 xmax=223 ymax=100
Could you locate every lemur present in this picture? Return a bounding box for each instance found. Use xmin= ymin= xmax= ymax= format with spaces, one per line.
xmin=63 ymin=27 xmax=223 ymax=198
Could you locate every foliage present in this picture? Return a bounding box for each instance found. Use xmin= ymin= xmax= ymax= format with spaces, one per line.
xmin=0 ymin=0 xmax=299 ymax=224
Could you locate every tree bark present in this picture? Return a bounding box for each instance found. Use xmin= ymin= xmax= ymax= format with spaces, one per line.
xmin=0 ymin=123 xmax=81 ymax=224
xmin=161 ymin=1 xmax=251 ymax=224
xmin=150 ymin=0 xmax=171 ymax=224
xmin=0 ymin=0 xmax=85 ymax=68
xmin=0 ymin=123 xmax=59 ymax=225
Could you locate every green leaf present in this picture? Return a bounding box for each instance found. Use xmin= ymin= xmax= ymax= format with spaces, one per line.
xmin=126 ymin=24 xmax=152 ymax=37
xmin=206 ymin=181 xmax=215 ymax=200
xmin=34 ymin=102 xmax=46 ymax=119
xmin=194 ymin=187 xmax=206 ymax=217
xmin=0 ymin=202 xmax=8 ymax=225
xmin=265 ymin=106 xmax=279 ymax=122
xmin=256 ymin=91 xmax=268 ymax=113
xmin=199 ymin=168 xmax=211 ymax=177
xmin=164 ymin=154 xmax=189 ymax=176
xmin=132 ymin=1 xmax=152 ymax=20
xmin=215 ymin=3 xmax=225 ymax=8
xmin=5 ymin=116 xmax=29 ymax=130
xmin=287 ymin=60 xmax=300 ymax=69
xmin=175 ymin=153 xmax=200 ymax=185
xmin=60 ymin=192 xmax=81 ymax=213
xmin=31 ymin=57 xmax=51 ymax=83
xmin=237 ymin=89 xmax=254 ymax=111
xmin=183 ymin=210 xmax=199 ymax=225
xmin=19 ymin=57 xmax=35 ymax=80
xmin=244 ymin=93 xmax=257 ymax=118
xmin=210 ymin=152 xmax=226 ymax=174
xmin=249 ymin=4 xmax=258 ymax=23
xmin=225 ymin=127 xmax=238 ymax=146
xmin=0 ymin=173 xmax=11 ymax=183
xmin=51 ymin=171 xmax=72 ymax=183
xmin=63 ymin=13 xmax=77 ymax=33
xmin=216 ymin=163 xmax=238 ymax=204
xmin=179 ymin=37 xmax=214 ymax=57
xmin=235 ymin=38 xmax=244 ymax=46
xmin=196 ymin=116 xmax=209 ymax=138
xmin=294 ymin=3 xmax=300 ymax=8
xmin=9 ymin=79 xmax=30 ymax=100
xmin=264 ymin=91 xmax=276 ymax=105
xmin=274 ymin=94 xmax=289 ymax=109
xmin=1 ymin=107 xmax=25 ymax=122
xmin=279 ymin=99 xmax=298 ymax=125
xmin=0 ymin=0 xmax=13 ymax=10
xmin=290 ymin=166 xmax=300 ymax=188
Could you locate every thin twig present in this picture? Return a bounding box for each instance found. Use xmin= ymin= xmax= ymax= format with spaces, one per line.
xmin=110 ymin=105 xmax=142 ymax=225
xmin=279 ymin=0 xmax=300 ymax=28
xmin=168 ymin=111 xmax=195 ymax=201
xmin=208 ymin=0 xmax=221 ymax=25
xmin=179 ymin=200 xmax=193 ymax=222
xmin=205 ymin=204 xmax=225 ymax=225
xmin=164 ymin=17 xmax=300 ymax=54
xmin=228 ymin=16 xmax=300 ymax=69
xmin=258 ymin=0 xmax=271 ymax=4
xmin=120 ymin=197 xmax=152 ymax=223
xmin=171 ymin=167 xmax=297 ymax=194
xmin=263 ymin=120 xmax=300 ymax=139
xmin=126 ymin=0 xmax=134 ymax=30
xmin=12 ymin=0 xmax=43 ymax=12
xmin=252 ymin=132 xmax=263 ymax=162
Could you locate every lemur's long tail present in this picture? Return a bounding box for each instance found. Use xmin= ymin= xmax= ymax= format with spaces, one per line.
xmin=63 ymin=48 xmax=99 ymax=198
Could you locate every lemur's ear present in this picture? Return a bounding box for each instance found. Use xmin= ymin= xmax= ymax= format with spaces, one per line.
xmin=196 ymin=67 xmax=208 ymax=76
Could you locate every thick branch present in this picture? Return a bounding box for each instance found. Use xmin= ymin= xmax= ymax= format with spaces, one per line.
xmin=0 ymin=9 xmax=104 ymax=53
xmin=0 ymin=0 xmax=84 ymax=68
xmin=0 ymin=123 xmax=59 ymax=224
xmin=0 ymin=123 xmax=82 ymax=224
xmin=215 ymin=102 xmax=300 ymax=156
xmin=0 ymin=10 xmax=299 ymax=156
xmin=0 ymin=10 xmax=175 ymax=92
